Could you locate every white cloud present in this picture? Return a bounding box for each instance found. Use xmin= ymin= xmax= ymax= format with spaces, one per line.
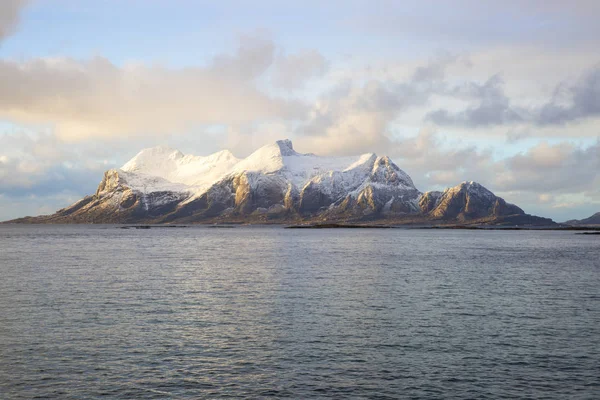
xmin=0 ymin=36 xmax=307 ymax=141
xmin=272 ymin=49 xmax=328 ymax=90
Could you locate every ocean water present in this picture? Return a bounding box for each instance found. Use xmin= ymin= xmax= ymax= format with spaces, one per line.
xmin=0 ymin=225 xmax=598 ymax=399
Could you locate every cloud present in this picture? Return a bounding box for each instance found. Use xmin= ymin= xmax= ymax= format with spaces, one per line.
xmin=211 ymin=33 xmax=275 ymax=81
xmin=537 ymin=193 xmax=554 ymax=204
xmin=0 ymin=35 xmax=307 ymax=141
xmin=0 ymin=0 xmax=28 ymax=42
xmin=391 ymin=128 xmax=495 ymax=185
xmin=356 ymin=0 xmax=600 ymax=49
xmin=272 ymin=49 xmax=328 ymax=89
xmin=498 ymin=140 xmax=600 ymax=193
xmin=426 ymin=74 xmax=525 ymax=127
xmin=0 ymin=132 xmax=108 ymax=192
xmin=292 ymin=55 xmax=459 ymax=155
xmin=294 ymin=80 xmax=416 ymax=155
xmin=411 ymin=52 xmax=463 ymax=83
xmin=425 ymin=65 xmax=600 ymax=128
xmin=536 ymin=65 xmax=600 ymax=125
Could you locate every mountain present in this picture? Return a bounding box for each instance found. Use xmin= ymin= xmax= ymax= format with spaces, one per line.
xmin=7 ymin=139 xmax=554 ymax=226
xmin=420 ymin=182 xmax=523 ymax=220
xmin=565 ymin=212 xmax=600 ymax=226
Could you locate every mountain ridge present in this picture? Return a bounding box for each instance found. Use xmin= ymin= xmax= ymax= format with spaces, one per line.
xmin=565 ymin=212 xmax=600 ymax=226
xmin=5 ymin=139 xmax=555 ymax=226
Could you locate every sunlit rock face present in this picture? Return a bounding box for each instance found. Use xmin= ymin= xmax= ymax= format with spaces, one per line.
xmin=418 ymin=190 xmax=443 ymax=214
xmin=8 ymin=140 xmax=551 ymax=225
xmin=421 ymin=182 xmax=524 ymax=221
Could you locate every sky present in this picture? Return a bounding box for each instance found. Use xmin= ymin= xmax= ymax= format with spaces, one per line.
xmin=0 ymin=0 xmax=599 ymax=221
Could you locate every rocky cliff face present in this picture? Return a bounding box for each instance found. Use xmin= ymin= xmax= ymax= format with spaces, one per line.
xmin=7 ymin=140 xmax=554 ymax=226
xmin=420 ymin=182 xmax=524 ymax=221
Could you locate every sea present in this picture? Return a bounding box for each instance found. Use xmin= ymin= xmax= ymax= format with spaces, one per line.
xmin=1 ymin=225 xmax=598 ymax=399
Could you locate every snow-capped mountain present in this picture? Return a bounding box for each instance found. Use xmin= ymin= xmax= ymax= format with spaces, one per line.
xmin=8 ymin=139 xmax=554 ymax=225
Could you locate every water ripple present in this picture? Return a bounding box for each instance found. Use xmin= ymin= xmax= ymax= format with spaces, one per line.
xmin=0 ymin=226 xmax=599 ymax=399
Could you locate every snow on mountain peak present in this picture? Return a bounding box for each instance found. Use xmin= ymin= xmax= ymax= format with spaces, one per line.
xmin=120 ymin=145 xmax=240 ymax=190
xmin=229 ymin=139 xmax=303 ymax=176
xmin=121 ymin=146 xmax=184 ymax=175
xmin=460 ymin=181 xmax=490 ymax=193
xmin=206 ymin=149 xmax=236 ymax=161
xmin=344 ymin=153 xmax=377 ymax=172
xmin=442 ymin=181 xmax=496 ymax=202
xmin=122 ymin=145 xmax=182 ymax=165
xmin=115 ymin=139 xmax=419 ymax=198
xmin=275 ymin=139 xmax=297 ymax=156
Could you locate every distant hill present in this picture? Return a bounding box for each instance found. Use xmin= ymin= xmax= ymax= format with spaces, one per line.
xmin=565 ymin=212 xmax=600 ymax=226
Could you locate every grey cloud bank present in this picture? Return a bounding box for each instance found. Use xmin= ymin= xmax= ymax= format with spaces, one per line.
xmin=427 ymin=66 xmax=600 ymax=128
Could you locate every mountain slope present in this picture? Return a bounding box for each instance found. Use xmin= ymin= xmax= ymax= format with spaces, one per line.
xmin=416 ymin=182 xmax=552 ymax=226
xmin=565 ymin=212 xmax=600 ymax=226
xmin=157 ymin=139 xmax=422 ymax=222
xmin=6 ymin=139 xmax=555 ymax=226
xmin=420 ymin=182 xmax=523 ymax=221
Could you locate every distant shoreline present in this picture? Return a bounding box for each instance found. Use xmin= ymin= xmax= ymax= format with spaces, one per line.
xmin=2 ymin=222 xmax=599 ymax=231
xmin=285 ymin=223 xmax=600 ymax=230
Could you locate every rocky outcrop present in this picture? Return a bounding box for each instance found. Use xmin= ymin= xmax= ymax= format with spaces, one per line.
xmin=418 ymin=191 xmax=443 ymax=214
xmin=421 ymin=182 xmax=524 ymax=221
